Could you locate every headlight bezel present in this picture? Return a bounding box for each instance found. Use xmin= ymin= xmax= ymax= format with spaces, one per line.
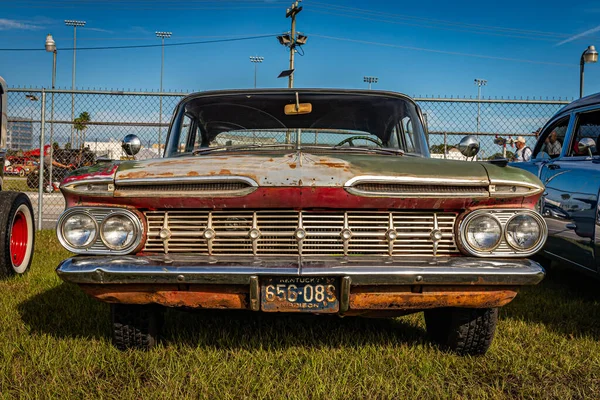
xmin=458 ymin=209 xmax=547 ymax=257
xmin=57 ymin=207 xmax=144 ymax=255
xmin=99 ymin=211 xmax=139 ymax=251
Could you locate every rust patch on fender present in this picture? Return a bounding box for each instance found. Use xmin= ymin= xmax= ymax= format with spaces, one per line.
xmin=80 ymin=284 xmax=248 ymax=309
xmin=289 ymin=163 xmax=297 ymax=169
xmin=348 ymin=285 xmax=518 ymax=310
xmin=187 ymin=171 xmax=200 ymax=176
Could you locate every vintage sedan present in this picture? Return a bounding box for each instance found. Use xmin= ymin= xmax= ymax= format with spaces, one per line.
xmin=56 ymin=89 xmax=547 ymax=355
xmin=512 ymin=93 xmax=600 ymax=277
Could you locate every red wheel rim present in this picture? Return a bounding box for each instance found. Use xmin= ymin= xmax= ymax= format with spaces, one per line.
xmin=10 ymin=211 xmax=28 ymax=267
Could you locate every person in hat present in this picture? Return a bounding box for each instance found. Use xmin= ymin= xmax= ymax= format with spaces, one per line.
xmin=514 ymin=136 xmax=532 ymax=162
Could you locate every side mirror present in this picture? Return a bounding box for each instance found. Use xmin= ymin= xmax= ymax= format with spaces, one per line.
xmin=122 ymin=134 xmax=141 ymax=156
xmin=458 ymin=135 xmax=480 ymax=158
xmin=576 ymin=137 xmax=596 ymax=156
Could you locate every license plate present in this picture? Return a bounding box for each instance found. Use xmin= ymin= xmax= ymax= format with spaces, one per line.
xmin=261 ymin=277 xmax=339 ymax=313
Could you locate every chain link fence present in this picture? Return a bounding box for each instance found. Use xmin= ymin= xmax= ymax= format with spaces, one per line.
xmin=3 ymin=88 xmax=570 ymax=228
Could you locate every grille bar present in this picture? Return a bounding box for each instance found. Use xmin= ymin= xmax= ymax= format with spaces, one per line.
xmin=144 ymin=210 xmax=460 ymax=257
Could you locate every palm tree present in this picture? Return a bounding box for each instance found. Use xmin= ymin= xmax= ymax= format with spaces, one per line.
xmin=73 ymin=111 xmax=91 ymax=149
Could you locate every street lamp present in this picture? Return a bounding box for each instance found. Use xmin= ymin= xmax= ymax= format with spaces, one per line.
xmin=474 ymin=78 xmax=487 ymax=134
xmin=156 ymin=31 xmax=172 ymax=156
xmin=65 ymin=20 xmax=85 ymax=147
xmin=363 ymin=76 xmax=378 ymax=90
xmin=580 ymin=45 xmax=598 ymax=98
xmin=249 ymin=56 xmax=264 ymax=88
xmin=45 ymin=33 xmax=57 ymax=188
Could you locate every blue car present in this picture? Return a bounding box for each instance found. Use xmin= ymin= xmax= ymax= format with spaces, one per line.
xmin=512 ymin=94 xmax=600 ymax=276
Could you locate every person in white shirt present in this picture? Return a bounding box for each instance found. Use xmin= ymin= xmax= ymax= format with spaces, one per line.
xmin=514 ymin=136 xmax=532 ymax=162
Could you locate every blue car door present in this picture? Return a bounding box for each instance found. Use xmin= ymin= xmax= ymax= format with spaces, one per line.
xmin=539 ymin=108 xmax=600 ymax=273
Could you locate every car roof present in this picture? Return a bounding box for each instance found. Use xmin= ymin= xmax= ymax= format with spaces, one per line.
xmin=182 ymin=88 xmax=417 ymax=105
xmin=558 ymin=92 xmax=600 ymax=114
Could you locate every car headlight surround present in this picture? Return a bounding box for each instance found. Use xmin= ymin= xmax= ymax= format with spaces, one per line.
xmin=100 ymin=212 xmax=138 ymax=250
xmin=505 ymin=212 xmax=544 ymax=251
xmin=459 ymin=209 xmax=547 ymax=257
xmin=61 ymin=212 xmax=98 ymax=249
xmin=463 ymin=214 xmax=503 ymax=253
xmin=57 ymin=207 xmax=143 ymax=254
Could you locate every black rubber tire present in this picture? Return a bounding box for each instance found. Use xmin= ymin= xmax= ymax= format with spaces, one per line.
xmin=111 ymin=304 xmax=162 ymax=351
xmin=424 ymin=307 xmax=498 ymax=356
xmin=18 ymin=169 xmax=25 ymax=177
xmin=0 ymin=191 xmax=35 ymax=278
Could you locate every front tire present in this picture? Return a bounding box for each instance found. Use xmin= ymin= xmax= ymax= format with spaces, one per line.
xmin=0 ymin=192 xmax=35 ymax=278
xmin=111 ymin=304 xmax=163 ymax=351
xmin=424 ymin=307 xmax=498 ymax=356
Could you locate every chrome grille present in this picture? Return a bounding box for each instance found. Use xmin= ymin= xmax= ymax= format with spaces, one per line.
xmin=116 ymin=182 xmax=250 ymax=193
xmin=353 ymin=183 xmax=488 ymax=195
xmin=144 ymin=210 xmax=459 ymax=257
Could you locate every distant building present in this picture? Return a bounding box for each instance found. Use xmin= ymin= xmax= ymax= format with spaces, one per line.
xmin=7 ymin=118 xmax=34 ymax=150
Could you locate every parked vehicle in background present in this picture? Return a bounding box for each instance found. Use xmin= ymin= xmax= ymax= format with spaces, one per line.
xmin=512 ymin=93 xmax=600 ymax=277
xmin=4 ymin=157 xmax=37 ymax=177
xmin=0 ymin=76 xmax=35 ymax=278
xmin=55 ymin=89 xmax=547 ymax=355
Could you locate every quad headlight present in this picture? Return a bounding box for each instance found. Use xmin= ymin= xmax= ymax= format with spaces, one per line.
xmin=62 ymin=213 xmax=97 ymax=248
xmin=465 ymin=215 xmax=502 ymax=251
xmin=58 ymin=208 xmax=143 ymax=254
xmin=505 ymin=214 xmax=543 ymax=251
xmin=100 ymin=213 xmax=137 ymax=250
xmin=459 ymin=209 xmax=547 ymax=257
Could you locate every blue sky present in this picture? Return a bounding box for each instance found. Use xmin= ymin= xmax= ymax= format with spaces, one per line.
xmin=1 ymin=0 xmax=600 ymax=99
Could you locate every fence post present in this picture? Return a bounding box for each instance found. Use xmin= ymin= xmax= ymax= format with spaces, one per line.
xmin=443 ymin=131 xmax=447 ymax=159
xmin=37 ymin=89 xmax=46 ymax=231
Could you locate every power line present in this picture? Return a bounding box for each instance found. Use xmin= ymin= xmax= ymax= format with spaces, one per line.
xmin=308 ymin=2 xmax=596 ymax=43
xmin=309 ymin=1 xmax=572 ymax=39
xmin=0 ymin=34 xmax=277 ymax=51
xmin=310 ymin=34 xmax=576 ymax=67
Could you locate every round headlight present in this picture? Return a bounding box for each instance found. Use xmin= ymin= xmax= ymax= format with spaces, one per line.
xmin=505 ymin=214 xmax=542 ymax=250
xmin=465 ymin=215 xmax=502 ymax=252
xmin=63 ymin=213 xmax=97 ymax=248
xmin=101 ymin=214 xmax=136 ymax=250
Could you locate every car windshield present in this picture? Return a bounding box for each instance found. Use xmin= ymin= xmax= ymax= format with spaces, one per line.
xmin=165 ymin=91 xmax=428 ymax=157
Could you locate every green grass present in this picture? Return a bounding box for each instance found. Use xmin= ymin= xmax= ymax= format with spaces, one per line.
xmin=3 ymin=177 xmax=35 ymax=193
xmin=1 ymin=231 xmax=600 ymax=398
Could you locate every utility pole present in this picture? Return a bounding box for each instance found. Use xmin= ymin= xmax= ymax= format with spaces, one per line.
xmin=156 ymin=31 xmax=172 ymax=156
xmin=287 ymin=2 xmax=300 ymax=88
xmin=249 ymin=56 xmax=264 ymax=88
xmin=277 ymin=1 xmax=306 ymax=88
xmin=474 ymin=78 xmax=487 ymax=134
xmin=65 ymin=20 xmax=85 ymax=147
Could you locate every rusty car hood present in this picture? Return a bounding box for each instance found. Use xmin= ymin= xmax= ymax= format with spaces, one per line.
xmin=112 ymin=151 xmax=494 ymax=187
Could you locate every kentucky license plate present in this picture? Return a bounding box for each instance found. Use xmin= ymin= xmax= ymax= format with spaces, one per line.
xmin=261 ymin=277 xmax=339 ymax=313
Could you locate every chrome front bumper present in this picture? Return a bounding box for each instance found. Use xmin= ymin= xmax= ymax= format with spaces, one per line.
xmin=56 ymin=255 xmax=545 ymax=286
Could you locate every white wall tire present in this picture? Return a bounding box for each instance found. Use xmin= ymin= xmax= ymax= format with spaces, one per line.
xmin=0 ymin=192 xmax=35 ymax=277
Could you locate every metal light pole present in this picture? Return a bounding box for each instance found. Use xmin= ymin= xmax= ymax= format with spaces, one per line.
xmin=249 ymin=56 xmax=264 ymax=88
xmin=474 ymin=78 xmax=487 ymax=134
xmin=65 ymin=20 xmax=85 ymax=147
xmin=45 ymin=34 xmax=57 ymax=189
xmin=580 ymin=45 xmax=598 ymax=98
xmin=364 ymin=76 xmax=378 ymax=90
xmin=156 ymin=31 xmax=172 ymax=156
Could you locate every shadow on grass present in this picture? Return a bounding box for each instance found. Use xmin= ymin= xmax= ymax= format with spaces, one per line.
xmin=18 ymin=283 xmax=427 ymax=349
xmin=18 ymin=282 xmax=111 ymax=340
xmin=503 ymin=264 xmax=600 ymax=338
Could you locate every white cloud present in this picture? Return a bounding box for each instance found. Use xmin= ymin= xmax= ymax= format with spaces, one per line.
xmin=86 ymin=27 xmax=114 ymax=34
xmin=0 ymin=18 xmax=42 ymax=30
xmin=556 ymin=25 xmax=600 ymax=46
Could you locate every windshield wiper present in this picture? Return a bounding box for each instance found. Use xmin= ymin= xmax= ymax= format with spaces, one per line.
xmin=302 ymin=145 xmax=404 ymax=156
xmin=193 ymin=144 xmax=296 ymax=155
